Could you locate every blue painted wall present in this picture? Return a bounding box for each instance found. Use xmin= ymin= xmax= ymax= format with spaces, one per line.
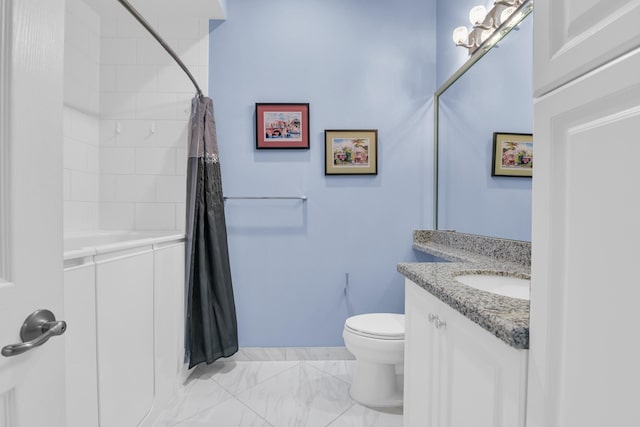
xmin=436 ymin=2 xmax=533 ymax=241
xmin=209 ymin=0 xmax=436 ymax=346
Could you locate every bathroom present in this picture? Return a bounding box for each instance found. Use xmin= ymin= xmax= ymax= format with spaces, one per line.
xmin=1 ymin=0 xmax=639 ymax=426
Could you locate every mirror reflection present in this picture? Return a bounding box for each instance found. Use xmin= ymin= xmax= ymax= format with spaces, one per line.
xmin=437 ymin=14 xmax=533 ymax=241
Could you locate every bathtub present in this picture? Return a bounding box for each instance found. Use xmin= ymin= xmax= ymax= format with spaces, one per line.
xmin=63 ymin=231 xmax=186 ymax=427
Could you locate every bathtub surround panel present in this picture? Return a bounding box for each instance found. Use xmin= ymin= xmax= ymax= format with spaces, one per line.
xmin=63 ymin=233 xmax=186 ymax=427
xmin=64 ymin=263 xmax=99 ymax=427
xmin=210 ymin=0 xmax=436 ymax=347
xmin=152 ymin=241 xmax=187 ymax=420
xmin=96 ymin=248 xmax=155 ymax=427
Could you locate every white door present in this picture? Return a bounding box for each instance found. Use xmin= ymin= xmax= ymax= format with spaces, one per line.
xmin=534 ymin=0 xmax=640 ymax=96
xmin=0 ymin=0 xmax=66 ymax=426
xmin=528 ymin=44 xmax=640 ymax=427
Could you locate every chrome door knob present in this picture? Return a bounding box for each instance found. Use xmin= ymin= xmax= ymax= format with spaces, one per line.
xmin=1 ymin=309 xmax=67 ymax=357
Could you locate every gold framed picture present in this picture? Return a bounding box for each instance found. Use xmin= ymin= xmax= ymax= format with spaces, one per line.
xmin=324 ymin=129 xmax=378 ymax=175
xmin=492 ymin=132 xmax=533 ymax=177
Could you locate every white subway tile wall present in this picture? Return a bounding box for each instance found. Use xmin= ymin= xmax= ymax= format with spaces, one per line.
xmin=99 ymin=202 xmax=136 ymax=230
xmin=98 ymin=7 xmax=208 ymax=231
xmin=63 ymin=0 xmax=209 ymax=233
xmin=134 ymin=203 xmax=176 ymax=230
xmin=64 ymin=0 xmax=101 ymax=231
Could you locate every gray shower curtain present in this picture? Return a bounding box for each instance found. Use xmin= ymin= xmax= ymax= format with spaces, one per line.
xmin=185 ymin=96 xmax=238 ymax=368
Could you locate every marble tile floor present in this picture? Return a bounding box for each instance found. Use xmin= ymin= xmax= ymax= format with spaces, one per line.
xmin=152 ymin=359 xmax=403 ymax=427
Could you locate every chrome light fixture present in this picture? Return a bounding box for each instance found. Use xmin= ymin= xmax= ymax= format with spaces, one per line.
xmin=452 ymin=0 xmax=532 ymax=55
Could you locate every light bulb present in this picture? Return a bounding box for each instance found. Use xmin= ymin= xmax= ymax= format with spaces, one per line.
xmin=500 ymin=6 xmax=516 ymax=25
xmin=480 ymin=29 xmax=493 ymax=43
xmin=452 ymin=26 xmax=469 ymax=45
xmin=469 ymin=5 xmax=487 ymax=25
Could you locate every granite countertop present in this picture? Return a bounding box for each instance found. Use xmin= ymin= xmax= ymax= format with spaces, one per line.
xmin=397 ymin=230 xmax=531 ymax=350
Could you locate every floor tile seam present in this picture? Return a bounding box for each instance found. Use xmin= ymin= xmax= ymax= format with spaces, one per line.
xmin=324 ymin=402 xmax=357 ymax=426
xmin=232 ymin=362 xmax=347 ymax=422
xmin=303 ymin=360 xmax=353 ymax=386
xmin=232 ymin=394 xmax=277 ymax=427
xmin=211 ymin=360 xmax=303 ymax=397
xmin=153 ymin=391 xmax=186 ymax=422
xmin=232 ymin=390 xmax=272 ymax=424
xmin=169 ymin=387 xmax=236 ymax=424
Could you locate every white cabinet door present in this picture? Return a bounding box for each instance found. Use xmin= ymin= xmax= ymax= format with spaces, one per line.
xmin=534 ymin=0 xmax=640 ymax=96
xmin=435 ymin=296 xmax=527 ymax=427
xmin=404 ymin=280 xmax=527 ymax=427
xmin=0 ymin=0 xmax=66 ymax=425
xmin=404 ymin=281 xmax=439 ymax=427
xmin=529 ymin=47 xmax=640 ymax=427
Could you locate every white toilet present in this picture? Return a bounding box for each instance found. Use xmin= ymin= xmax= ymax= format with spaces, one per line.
xmin=343 ymin=313 xmax=405 ymax=408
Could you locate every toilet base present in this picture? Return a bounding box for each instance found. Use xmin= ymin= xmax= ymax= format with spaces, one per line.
xmin=349 ymin=360 xmax=403 ymax=408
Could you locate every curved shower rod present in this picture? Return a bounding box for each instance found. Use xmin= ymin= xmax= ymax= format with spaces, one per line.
xmin=115 ymin=0 xmax=203 ymax=97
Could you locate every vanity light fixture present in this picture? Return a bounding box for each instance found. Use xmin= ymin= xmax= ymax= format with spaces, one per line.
xmin=452 ymin=0 xmax=532 ymax=55
xmin=452 ymin=26 xmax=474 ymax=49
xmin=469 ymin=5 xmax=495 ymax=30
xmin=494 ymin=0 xmax=524 ymax=7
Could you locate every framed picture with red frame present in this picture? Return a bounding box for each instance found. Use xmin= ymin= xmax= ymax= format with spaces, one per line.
xmin=255 ymin=103 xmax=310 ymax=149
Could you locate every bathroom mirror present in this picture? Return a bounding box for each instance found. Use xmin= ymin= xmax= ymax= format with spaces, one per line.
xmin=435 ymin=5 xmax=533 ymax=242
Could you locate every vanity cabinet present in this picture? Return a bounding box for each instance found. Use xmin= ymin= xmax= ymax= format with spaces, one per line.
xmin=404 ymin=279 xmax=528 ymax=427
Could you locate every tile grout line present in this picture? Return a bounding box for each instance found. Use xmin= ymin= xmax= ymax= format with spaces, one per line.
xmin=157 ymin=376 xmax=235 ymax=425
xmin=303 ymin=360 xmax=355 ymax=385
xmin=206 ymin=360 xmax=302 ymax=396
xmin=324 ymin=402 xmax=357 ymax=427
xmin=232 ymin=395 xmax=277 ymax=427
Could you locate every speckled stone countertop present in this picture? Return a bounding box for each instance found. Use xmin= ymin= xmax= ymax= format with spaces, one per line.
xmin=398 ymin=230 xmax=531 ymax=350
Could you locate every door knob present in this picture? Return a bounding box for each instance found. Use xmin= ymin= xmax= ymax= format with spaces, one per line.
xmin=1 ymin=309 xmax=67 ymax=357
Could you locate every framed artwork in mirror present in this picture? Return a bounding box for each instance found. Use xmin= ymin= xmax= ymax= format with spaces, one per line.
xmin=492 ymin=132 xmax=533 ymax=177
xmin=324 ymin=129 xmax=378 ymax=175
xmin=255 ymin=103 xmax=309 ymax=149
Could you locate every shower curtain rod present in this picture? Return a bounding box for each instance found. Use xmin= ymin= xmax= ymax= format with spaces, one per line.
xmin=115 ymin=0 xmax=203 ymax=97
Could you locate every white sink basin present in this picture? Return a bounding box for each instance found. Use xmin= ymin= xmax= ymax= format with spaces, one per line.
xmin=455 ymin=274 xmax=530 ymax=300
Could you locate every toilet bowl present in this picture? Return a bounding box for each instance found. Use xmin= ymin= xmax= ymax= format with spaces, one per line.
xmin=343 ymin=313 xmax=404 ymax=408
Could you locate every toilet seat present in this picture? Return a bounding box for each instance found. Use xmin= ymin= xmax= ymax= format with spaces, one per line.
xmin=344 ymin=313 xmax=404 ymax=340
